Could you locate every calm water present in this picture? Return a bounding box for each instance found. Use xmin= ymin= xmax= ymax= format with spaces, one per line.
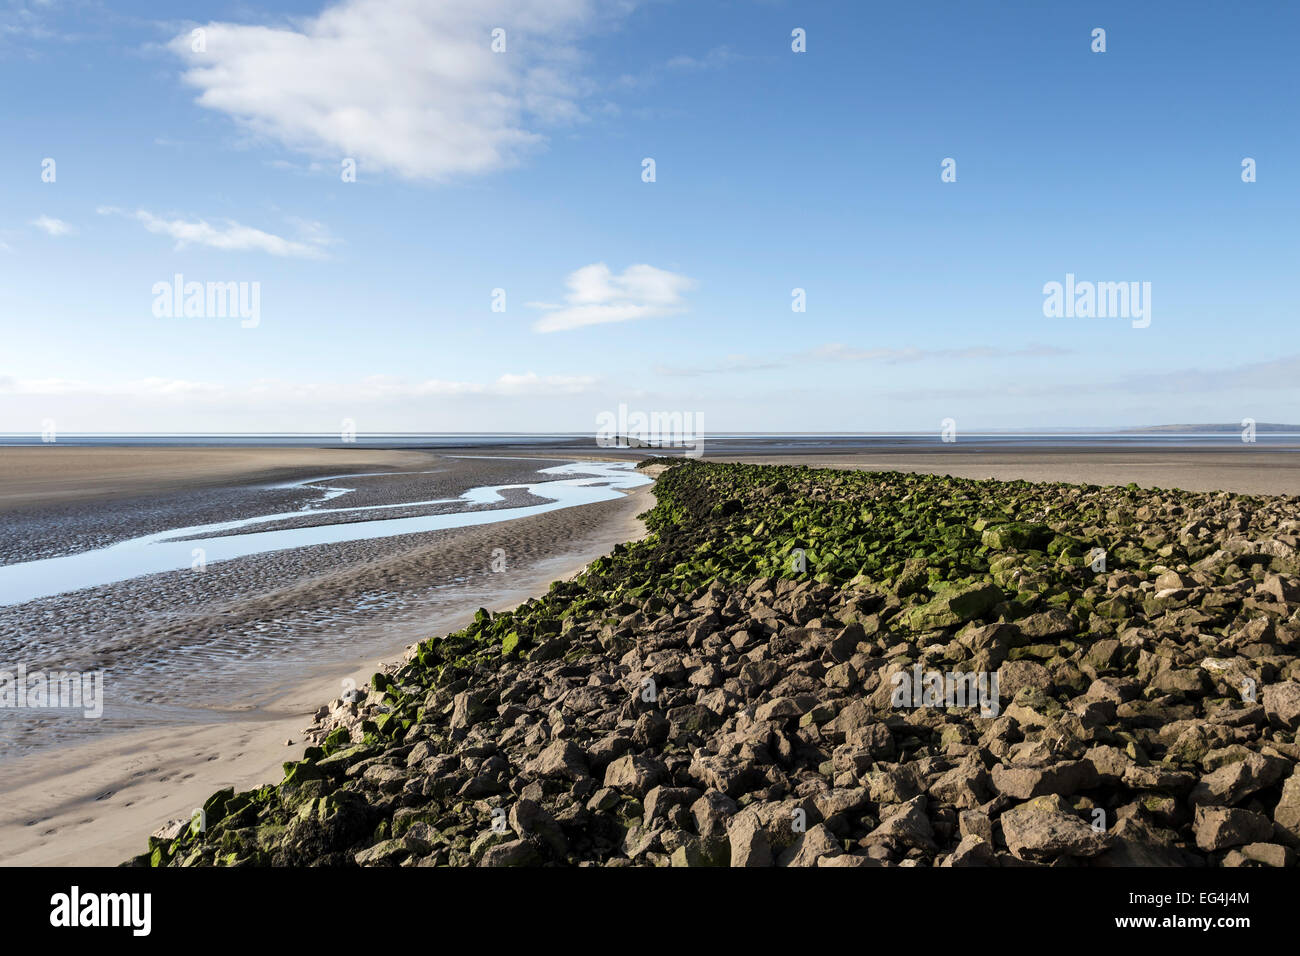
xmin=0 ymin=460 xmax=650 ymax=607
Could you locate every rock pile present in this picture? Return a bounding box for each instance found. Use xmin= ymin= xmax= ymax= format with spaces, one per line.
xmin=132 ymin=460 xmax=1300 ymax=867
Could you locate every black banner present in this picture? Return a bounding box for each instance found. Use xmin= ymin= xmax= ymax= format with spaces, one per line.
xmin=3 ymin=865 xmax=1275 ymax=943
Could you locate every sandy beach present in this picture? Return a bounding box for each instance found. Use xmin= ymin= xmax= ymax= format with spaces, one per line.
xmin=714 ymin=449 xmax=1300 ymax=497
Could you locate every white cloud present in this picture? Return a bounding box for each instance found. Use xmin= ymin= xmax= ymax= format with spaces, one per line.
xmin=30 ymin=214 xmax=76 ymax=236
xmin=168 ymin=0 xmax=626 ymax=182
xmin=618 ymin=45 xmax=740 ymax=89
xmin=0 ymin=370 xmax=602 ymax=431
xmin=111 ymin=208 xmax=332 ymax=258
xmin=810 ymin=343 xmax=1072 ymax=363
xmin=302 ymin=372 xmax=598 ymax=399
xmin=665 ymin=46 xmax=738 ymax=71
xmin=0 ymin=372 xmax=596 ymax=400
xmin=283 ymin=216 xmax=340 ymax=249
xmin=532 ymin=262 xmax=695 ymax=332
xmin=875 ymin=353 xmax=1300 ymax=403
xmin=655 ymin=343 xmax=1073 ymax=377
xmin=0 ymin=2 xmax=54 ymax=43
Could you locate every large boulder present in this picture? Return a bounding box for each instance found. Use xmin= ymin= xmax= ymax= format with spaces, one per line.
xmin=904 ymin=582 xmax=1005 ymax=630
xmin=999 ymin=795 xmax=1109 ymax=862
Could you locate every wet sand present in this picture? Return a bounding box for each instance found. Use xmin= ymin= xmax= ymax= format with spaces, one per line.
xmin=0 ymin=470 xmax=654 ymax=866
xmin=0 ymin=446 xmax=436 ymax=511
xmin=0 ymin=450 xmax=556 ymax=564
xmin=0 ymin=455 xmax=646 ymax=750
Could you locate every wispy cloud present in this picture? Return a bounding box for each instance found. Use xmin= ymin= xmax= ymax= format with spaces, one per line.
xmin=30 ymin=214 xmax=76 ymax=236
xmin=619 ymin=45 xmax=742 ymax=89
xmin=101 ymin=208 xmax=333 ymax=258
xmin=878 ymin=353 xmax=1300 ymax=402
xmin=654 ymin=354 xmax=788 ymax=377
xmin=532 ymin=262 xmax=696 ymax=333
xmin=657 ymin=343 xmax=1073 ymax=377
xmin=0 ymin=2 xmax=54 ymax=44
xmin=665 ymin=45 xmax=739 ymax=72
xmin=0 ymin=372 xmax=598 ymax=400
xmin=166 ymin=0 xmax=627 ymax=182
xmin=811 ymin=343 xmax=1072 ymax=363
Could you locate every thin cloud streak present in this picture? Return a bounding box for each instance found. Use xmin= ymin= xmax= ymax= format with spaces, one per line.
xmin=656 ymin=343 xmax=1074 ymax=378
xmin=0 ymin=372 xmax=599 ymax=401
xmin=877 ymin=353 xmax=1300 ymax=402
xmin=98 ymin=207 xmax=333 ymax=258
xmin=30 ymin=215 xmax=76 ymax=236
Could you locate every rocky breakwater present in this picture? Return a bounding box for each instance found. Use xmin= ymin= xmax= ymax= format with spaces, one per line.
xmin=132 ymin=460 xmax=1300 ymax=867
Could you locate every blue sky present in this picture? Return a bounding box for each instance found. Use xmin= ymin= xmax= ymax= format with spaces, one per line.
xmin=1 ymin=0 xmax=1297 ymax=433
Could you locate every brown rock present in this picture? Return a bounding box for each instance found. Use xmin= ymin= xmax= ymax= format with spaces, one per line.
xmin=1263 ymin=681 xmax=1300 ymax=730
xmin=1000 ymin=795 xmax=1108 ymax=862
xmin=1194 ymin=806 xmax=1273 ymax=851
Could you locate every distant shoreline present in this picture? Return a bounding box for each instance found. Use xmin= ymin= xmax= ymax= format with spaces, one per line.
xmin=3 ymin=424 xmax=1300 ymax=448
